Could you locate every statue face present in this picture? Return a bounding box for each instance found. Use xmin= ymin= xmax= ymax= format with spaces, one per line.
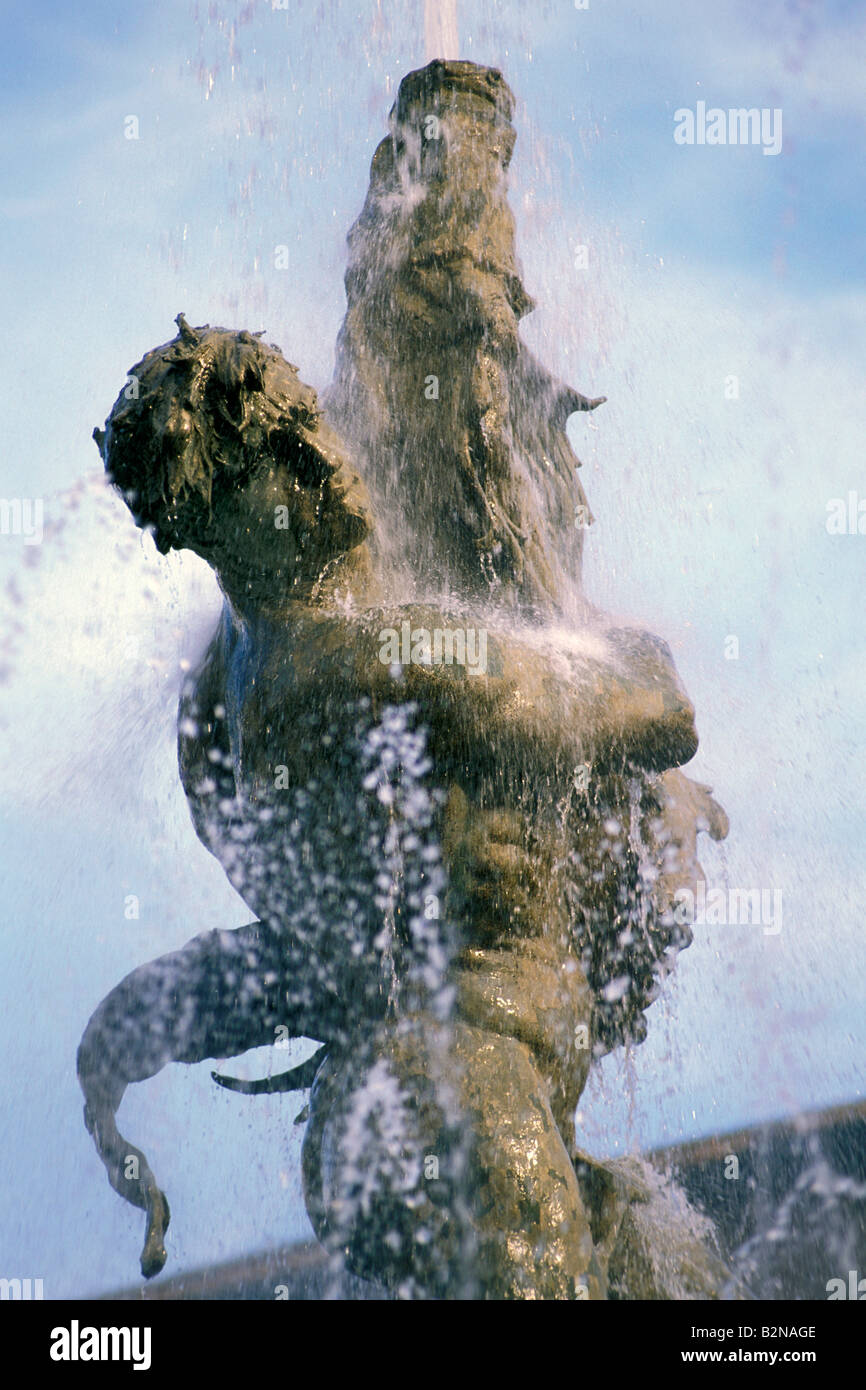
xmin=184 ymin=449 xmax=371 ymax=598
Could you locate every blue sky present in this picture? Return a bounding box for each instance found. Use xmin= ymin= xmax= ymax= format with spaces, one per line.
xmin=1 ymin=0 xmax=864 ymax=1295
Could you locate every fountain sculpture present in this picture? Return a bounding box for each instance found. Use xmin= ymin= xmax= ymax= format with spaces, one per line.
xmin=80 ymin=60 xmax=732 ymax=1299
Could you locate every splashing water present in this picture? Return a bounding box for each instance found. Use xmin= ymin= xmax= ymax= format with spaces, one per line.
xmin=3 ymin=0 xmax=861 ymax=1302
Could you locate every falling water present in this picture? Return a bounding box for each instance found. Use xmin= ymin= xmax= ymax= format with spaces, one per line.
xmin=2 ymin=0 xmax=863 ymax=1303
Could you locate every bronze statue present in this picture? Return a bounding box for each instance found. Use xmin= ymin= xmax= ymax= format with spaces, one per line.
xmin=80 ymin=60 xmax=730 ymax=1299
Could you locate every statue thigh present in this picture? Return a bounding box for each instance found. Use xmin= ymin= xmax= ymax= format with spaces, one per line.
xmin=301 ymin=1015 xmax=597 ymax=1299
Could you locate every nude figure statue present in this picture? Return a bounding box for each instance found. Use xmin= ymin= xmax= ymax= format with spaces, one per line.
xmin=80 ymin=60 xmax=731 ymax=1299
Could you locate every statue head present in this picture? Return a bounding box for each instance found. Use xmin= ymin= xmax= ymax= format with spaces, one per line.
xmin=95 ymin=315 xmax=372 ymax=605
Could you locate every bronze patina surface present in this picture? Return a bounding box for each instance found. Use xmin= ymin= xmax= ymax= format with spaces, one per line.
xmin=79 ymin=61 xmax=729 ymax=1299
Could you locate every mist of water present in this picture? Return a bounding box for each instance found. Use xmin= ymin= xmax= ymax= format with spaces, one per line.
xmin=2 ymin=0 xmax=862 ymax=1299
